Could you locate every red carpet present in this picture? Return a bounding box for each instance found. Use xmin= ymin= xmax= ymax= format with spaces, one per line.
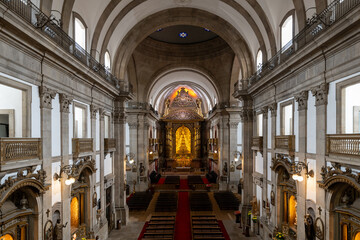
xmin=202 ymin=178 xmax=209 ymax=184
xmin=179 ymin=179 xmax=189 ymax=189
xmin=157 ymin=177 xmax=165 ymax=184
xmin=218 ymin=220 xmax=231 ymax=240
xmin=137 ymin=222 xmax=149 ymax=240
xmin=175 ymin=191 xmax=191 ymax=240
xmin=126 ymin=193 xmax=134 ymax=203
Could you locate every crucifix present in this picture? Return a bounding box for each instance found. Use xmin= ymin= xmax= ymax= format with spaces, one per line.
xmin=318 ymin=206 xmax=322 ymax=216
xmin=46 ymin=209 xmax=50 ymax=218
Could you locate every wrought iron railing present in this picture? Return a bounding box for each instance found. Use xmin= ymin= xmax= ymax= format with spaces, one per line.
xmin=235 ymin=0 xmax=360 ymax=90
xmin=326 ymin=134 xmax=360 ymax=156
xmin=0 ymin=138 xmax=42 ymax=163
xmin=72 ymin=138 xmax=93 ymax=158
xmin=0 ymin=0 xmax=132 ymax=93
xmin=252 ymin=136 xmax=263 ymax=149
xmin=275 ymin=135 xmax=295 ymax=153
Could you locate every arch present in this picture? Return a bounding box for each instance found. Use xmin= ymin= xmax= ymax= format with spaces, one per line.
xmin=112 ymin=8 xmax=253 ymax=82
xmin=0 ymin=178 xmax=48 ymax=207
xmin=292 ymin=0 xmax=306 ymax=31
xmin=61 ymin=0 xmax=75 ymax=34
xmin=73 ymin=158 xmax=97 ymax=180
xmin=104 ymin=51 xmax=111 ymax=70
xmin=315 ymin=0 xmax=327 ymax=13
xmin=320 ymin=175 xmax=360 ymax=193
xmin=256 ymin=49 xmax=263 ymax=71
xmin=73 ymin=12 xmax=88 ymax=50
xmin=280 ymin=10 xmax=295 ymax=50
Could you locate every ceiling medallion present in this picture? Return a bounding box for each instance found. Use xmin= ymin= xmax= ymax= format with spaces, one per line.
xmin=179 ymin=32 xmax=188 ymax=38
xmin=174 ymin=0 xmax=192 ymax=6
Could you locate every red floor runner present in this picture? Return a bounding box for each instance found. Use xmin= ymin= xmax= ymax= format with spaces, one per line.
xmin=175 ymin=191 xmax=191 ymax=240
xmin=218 ymin=220 xmax=231 ymax=240
xmin=137 ymin=222 xmax=149 ymax=240
xmin=202 ymin=178 xmax=209 ymax=184
xmin=157 ymin=177 xmax=165 ymax=184
xmin=179 ymin=179 xmax=189 ymax=189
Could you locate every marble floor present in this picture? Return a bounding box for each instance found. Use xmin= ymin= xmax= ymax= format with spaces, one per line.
xmin=108 ymin=191 xmax=259 ymax=240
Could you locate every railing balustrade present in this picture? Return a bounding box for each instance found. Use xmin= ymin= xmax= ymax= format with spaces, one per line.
xmin=104 ymin=138 xmax=116 ymax=153
xmin=275 ymin=135 xmax=295 ymax=153
xmin=252 ymin=136 xmax=263 ymax=150
xmin=72 ymin=138 xmax=93 ymax=159
xmin=0 ymin=138 xmax=42 ymax=163
xmin=326 ymin=134 xmax=360 ymax=156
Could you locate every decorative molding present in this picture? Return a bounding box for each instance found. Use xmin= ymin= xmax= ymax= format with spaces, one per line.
xmin=174 ymin=0 xmax=192 ymax=5
xmin=268 ymin=102 xmax=277 ymax=117
xmin=99 ymin=108 xmax=106 ymax=120
xmin=59 ymin=93 xmax=73 ymax=113
xmin=311 ymin=83 xmax=329 ymax=106
xmin=240 ymin=109 xmax=253 ymax=121
xmin=295 ymin=90 xmax=309 ymax=111
xmin=315 ymin=217 xmax=324 ymax=240
xmin=90 ymin=105 xmax=98 ymax=119
xmin=229 ymin=121 xmax=239 ymax=129
xmin=113 ymin=108 xmax=126 ymax=124
xmin=271 ymin=154 xmax=293 ymax=173
xmin=319 ymin=162 xmax=360 ymax=192
xmin=0 ymin=167 xmax=49 ymax=207
xmin=128 ymin=122 xmax=139 ymax=129
xmin=39 ymin=86 xmax=56 ymax=109
xmin=261 ymin=106 xmax=268 ymax=118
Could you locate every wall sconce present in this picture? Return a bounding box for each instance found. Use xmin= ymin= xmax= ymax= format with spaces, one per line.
xmin=125 ymin=153 xmax=135 ymax=164
xmin=53 ymin=165 xmax=76 ymax=185
xmin=233 ymin=151 xmax=242 ymax=162
xmin=214 ymin=149 xmax=218 ymax=153
xmin=291 ymin=161 xmax=314 ymax=182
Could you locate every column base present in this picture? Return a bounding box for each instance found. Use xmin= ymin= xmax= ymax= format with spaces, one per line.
xmin=115 ymin=206 xmax=129 ymax=227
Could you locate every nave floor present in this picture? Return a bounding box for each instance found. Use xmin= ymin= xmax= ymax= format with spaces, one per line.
xmin=108 ymin=191 xmax=259 ymax=240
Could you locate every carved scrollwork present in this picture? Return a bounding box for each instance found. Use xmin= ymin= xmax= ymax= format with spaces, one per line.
xmin=59 ymin=93 xmax=73 ymax=113
xmin=260 ymin=106 xmax=268 ymax=118
xmin=240 ymin=109 xmax=253 ymax=121
xmin=113 ymin=108 xmax=126 ymax=124
xmin=39 ymin=86 xmax=56 ymax=109
xmin=268 ymin=102 xmax=277 ymax=117
xmin=311 ymin=83 xmax=329 ymax=106
xmin=90 ymin=105 xmax=98 ymax=119
xmin=271 ymin=154 xmax=293 ymax=173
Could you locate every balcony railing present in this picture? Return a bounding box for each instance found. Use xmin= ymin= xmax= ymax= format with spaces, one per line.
xmin=104 ymin=138 xmax=116 ymax=153
xmin=72 ymin=138 xmax=93 ymax=159
xmin=234 ymin=0 xmax=360 ymax=91
xmin=0 ymin=138 xmax=42 ymax=164
xmin=252 ymin=136 xmax=263 ymax=150
xmin=0 ymin=0 xmax=132 ymax=94
xmin=275 ymin=135 xmax=295 ymax=153
xmin=326 ymin=134 xmax=360 ymax=157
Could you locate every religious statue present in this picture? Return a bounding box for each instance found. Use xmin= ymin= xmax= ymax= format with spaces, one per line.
xmin=54 ymin=219 xmax=67 ymax=240
xmin=164 ymin=98 xmax=170 ymax=116
xmin=230 ymin=161 xmax=235 ymax=172
xmin=139 ymin=163 xmax=145 ymax=176
xmin=250 ymin=196 xmax=258 ymax=216
xmin=196 ymin=98 xmax=203 ymax=117
xmin=304 ymin=214 xmax=315 ymax=240
xmin=222 ymin=162 xmax=228 ymax=176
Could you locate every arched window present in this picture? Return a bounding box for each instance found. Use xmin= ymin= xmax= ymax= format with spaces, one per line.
xmin=104 ymin=51 xmax=111 ymax=70
xmin=74 ymin=17 xmax=86 ymax=50
xmin=281 ymin=15 xmax=293 ymax=51
xmin=256 ymin=50 xmax=262 ymax=71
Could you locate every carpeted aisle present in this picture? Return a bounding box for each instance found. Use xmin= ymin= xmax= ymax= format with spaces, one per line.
xmin=175 ymin=191 xmax=191 ymax=240
xmin=157 ymin=177 xmax=165 ymax=184
xmin=179 ymin=179 xmax=188 ymax=189
xmin=218 ymin=220 xmax=231 ymax=240
xmin=137 ymin=222 xmax=149 ymax=240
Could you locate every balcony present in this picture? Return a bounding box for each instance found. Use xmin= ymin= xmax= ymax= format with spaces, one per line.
xmin=0 ymin=138 xmax=42 ymax=170
xmin=252 ymin=136 xmax=263 ymax=150
xmin=104 ymin=138 xmax=116 ymax=153
xmin=326 ymin=134 xmax=360 ymax=157
xmin=275 ymin=135 xmax=295 ymax=156
xmin=72 ymin=138 xmax=93 ymax=159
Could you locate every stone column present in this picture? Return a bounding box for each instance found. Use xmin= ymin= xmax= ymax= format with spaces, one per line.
xmin=39 ymin=86 xmax=56 ymax=238
xmin=311 ymin=83 xmax=328 ymax=238
xmin=99 ymin=109 xmax=108 ymax=227
xmin=268 ymin=102 xmax=277 ymax=227
xmin=261 ymin=107 xmax=268 ymax=219
xmin=239 ymin=97 xmax=254 ymax=225
xmin=59 ymin=93 xmax=72 ymax=239
xmin=128 ymin=118 xmax=138 ymax=193
xmin=90 ymin=105 xmax=98 ymax=231
xmin=113 ymin=98 xmax=128 ymax=226
xmin=229 ymin=120 xmax=240 ymax=191
xmin=295 ymin=90 xmax=309 ymax=240
xmin=136 ymin=114 xmax=149 ymax=191
xmin=219 ymin=114 xmax=230 ymax=191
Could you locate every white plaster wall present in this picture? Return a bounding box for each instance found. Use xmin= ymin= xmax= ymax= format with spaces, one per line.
xmin=237 ymin=122 xmax=242 ymax=145
xmin=96 ymin=154 xmax=100 ymax=183
xmin=126 ymin=123 xmax=130 ymax=145
xmin=306 ymin=158 xmax=316 ymax=203
xmin=51 ymin=94 xmax=61 ymax=157
xmin=96 ymin=112 xmax=100 ymax=151
xmin=345 ymin=83 xmax=360 ymax=133
xmin=267 ymin=152 xmax=272 ymax=181
xmin=267 ymin=111 xmax=271 ymax=148
xmin=256 ymin=185 xmax=263 ymax=217
xmin=69 ymin=105 xmax=73 ymax=154
xmin=96 ymin=185 xmax=100 ymax=203
xmin=294 ymin=102 xmax=299 ymax=152
xmin=0 ymin=84 xmax=22 ymax=137
xmin=307 ymin=92 xmax=316 ymax=153
xmin=276 ymin=102 xmax=281 ymax=135
xmin=52 ymin=162 xmax=61 ymax=205
xmin=31 ymin=85 xmax=41 ymax=138
xmin=327 ymin=81 xmax=337 ymax=134
xmin=255 ymin=151 xmax=263 ymax=174
xmin=87 ymin=105 xmax=91 ymax=138
xmin=257 ymin=114 xmax=263 ymax=136
xmin=104 ymin=154 xmax=112 ymax=176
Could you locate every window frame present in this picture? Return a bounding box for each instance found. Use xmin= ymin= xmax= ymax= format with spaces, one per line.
xmin=72 ymin=12 xmax=88 ymax=52
xmin=256 ymin=49 xmax=263 ymax=72
xmin=73 ymin=102 xmax=88 ymax=138
xmin=104 ymin=51 xmax=111 ymax=71
xmin=280 ymin=10 xmax=295 ymax=52
xmin=256 ymin=113 xmax=263 ymax=137
xmin=280 ymin=99 xmax=294 ymax=136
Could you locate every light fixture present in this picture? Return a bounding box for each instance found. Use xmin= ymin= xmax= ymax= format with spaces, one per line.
xmin=125 ymin=153 xmax=135 ymax=165
xmin=54 ymin=165 xmax=76 ymax=185
xmin=214 ymin=150 xmax=217 ymax=153
xmin=291 ymin=161 xmax=314 ymax=182
xmin=149 ymin=151 xmax=153 ymax=155
xmin=233 ymin=151 xmax=242 ymax=162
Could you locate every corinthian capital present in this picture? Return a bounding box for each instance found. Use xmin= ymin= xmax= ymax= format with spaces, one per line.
xmin=39 ymin=86 xmax=56 ymax=109
xmin=268 ymin=103 xmax=277 ymax=117
xmin=311 ymin=83 xmax=329 ymax=106
xmin=295 ymin=90 xmax=309 ymax=111
xmin=90 ymin=105 xmax=98 ymax=119
xmin=59 ymin=93 xmax=73 ymax=113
